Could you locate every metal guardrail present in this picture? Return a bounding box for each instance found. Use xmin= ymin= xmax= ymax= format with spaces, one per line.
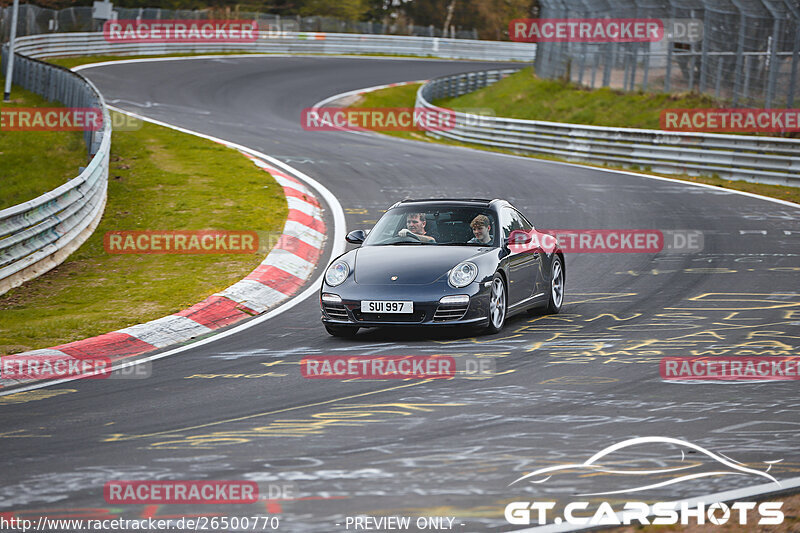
xmin=0 ymin=47 xmax=110 ymax=295
xmin=416 ymin=69 xmax=800 ymax=186
xmin=11 ymin=32 xmax=536 ymax=62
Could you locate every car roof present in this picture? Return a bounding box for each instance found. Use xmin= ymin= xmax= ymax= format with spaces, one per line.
xmin=391 ymin=198 xmax=507 ymax=209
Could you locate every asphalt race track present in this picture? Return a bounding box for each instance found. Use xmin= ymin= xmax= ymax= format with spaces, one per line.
xmin=1 ymin=56 xmax=799 ymax=532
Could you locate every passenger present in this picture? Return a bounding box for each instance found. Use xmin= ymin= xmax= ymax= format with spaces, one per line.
xmin=467 ymin=214 xmax=493 ymax=244
xmin=398 ymin=212 xmax=437 ymax=243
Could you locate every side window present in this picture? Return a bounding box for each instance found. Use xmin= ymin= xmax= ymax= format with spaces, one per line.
xmin=500 ymin=208 xmax=525 ymax=239
xmin=515 ymin=209 xmax=534 ymax=231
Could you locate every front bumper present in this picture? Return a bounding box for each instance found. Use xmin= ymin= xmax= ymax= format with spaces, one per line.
xmin=320 ymin=280 xmax=491 ymax=328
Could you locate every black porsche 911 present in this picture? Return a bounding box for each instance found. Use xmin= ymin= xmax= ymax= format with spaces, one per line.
xmin=320 ymin=198 xmax=565 ymax=337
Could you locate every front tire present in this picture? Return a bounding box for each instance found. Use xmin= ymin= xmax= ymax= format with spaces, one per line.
xmin=544 ymin=255 xmax=565 ymax=314
xmin=485 ymin=273 xmax=507 ymax=334
xmin=325 ymin=324 xmax=359 ymax=338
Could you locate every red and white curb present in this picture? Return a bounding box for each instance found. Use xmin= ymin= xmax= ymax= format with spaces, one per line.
xmin=0 ymin=152 xmax=327 ymax=387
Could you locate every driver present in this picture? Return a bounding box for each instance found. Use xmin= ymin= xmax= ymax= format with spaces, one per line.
xmin=398 ymin=212 xmax=437 ymax=243
xmin=467 ymin=214 xmax=493 ymax=244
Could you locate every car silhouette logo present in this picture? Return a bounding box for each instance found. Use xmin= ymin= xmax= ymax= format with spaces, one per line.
xmin=508 ymin=436 xmax=782 ymax=496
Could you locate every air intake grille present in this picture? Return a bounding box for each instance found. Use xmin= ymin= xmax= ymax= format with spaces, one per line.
xmin=433 ymin=303 xmax=469 ymax=321
xmin=322 ymin=303 xmax=349 ymax=320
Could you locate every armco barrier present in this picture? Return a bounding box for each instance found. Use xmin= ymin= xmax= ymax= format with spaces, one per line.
xmin=12 ymin=31 xmax=536 ymax=62
xmin=416 ymin=69 xmax=800 ymax=187
xmin=0 ymin=48 xmax=110 ymax=296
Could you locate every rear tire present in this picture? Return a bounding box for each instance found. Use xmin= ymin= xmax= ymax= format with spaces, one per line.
xmin=484 ymin=273 xmax=507 ymax=334
xmin=325 ymin=325 xmax=359 ymax=338
xmin=544 ymin=255 xmax=565 ymax=314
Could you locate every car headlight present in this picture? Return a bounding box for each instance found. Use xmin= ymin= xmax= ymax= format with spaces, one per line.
xmin=448 ymin=261 xmax=478 ymax=288
xmin=325 ymin=261 xmax=349 ymax=286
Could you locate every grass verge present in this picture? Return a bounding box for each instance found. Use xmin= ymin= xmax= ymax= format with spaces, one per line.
xmin=437 ymin=67 xmax=722 ymax=130
xmin=0 ymin=76 xmax=89 ymax=210
xmin=0 ymin=110 xmax=287 ymax=354
xmin=350 ymin=81 xmax=800 ymax=205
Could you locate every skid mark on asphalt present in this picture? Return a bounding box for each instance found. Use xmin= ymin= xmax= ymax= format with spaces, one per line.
xmin=101 ymin=381 xmax=453 ymax=445
xmin=0 ymin=389 xmax=76 ymax=405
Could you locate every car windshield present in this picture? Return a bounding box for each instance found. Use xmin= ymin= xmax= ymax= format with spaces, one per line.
xmin=362 ymin=206 xmax=498 ymax=246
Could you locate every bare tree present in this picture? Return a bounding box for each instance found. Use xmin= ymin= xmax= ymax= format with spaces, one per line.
xmin=442 ymin=0 xmax=455 ymax=37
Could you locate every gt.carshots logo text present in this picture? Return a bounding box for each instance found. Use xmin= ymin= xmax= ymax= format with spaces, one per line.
xmin=504 ymin=501 xmax=783 ymax=526
xmin=103 ymin=20 xmax=258 ymax=42
xmin=301 ymin=107 xmax=456 ymax=132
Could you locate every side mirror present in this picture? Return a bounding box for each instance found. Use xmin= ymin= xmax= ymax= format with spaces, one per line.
xmin=345 ymin=229 xmax=366 ymax=244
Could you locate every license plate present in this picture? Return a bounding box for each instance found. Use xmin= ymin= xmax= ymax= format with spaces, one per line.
xmin=361 ymin=300 xmax=413 ymax=313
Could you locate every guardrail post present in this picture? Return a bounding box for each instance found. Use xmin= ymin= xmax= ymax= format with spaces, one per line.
xmin=765 ymin=16 xmax=780 ymax=108
xmin=602 ymin=43 xmax=613 ymax=87
xmin=699 ymin=9 xmax=708 ymax=93
xmin=2 ymin=0 xmax=19 ymax=102
xmin=790 ymin=18 xmax=800 ymax=107
xmin=732 ymin=11 xmax=746 ymax=106
xmin=742 ymin=55 xmax=751 ymax=101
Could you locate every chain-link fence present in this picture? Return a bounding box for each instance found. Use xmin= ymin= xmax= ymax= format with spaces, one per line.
xmin=534 ymin=0 xmax=800 ymax=108
xmin=0 ymin=4 xmax=480 ymax=43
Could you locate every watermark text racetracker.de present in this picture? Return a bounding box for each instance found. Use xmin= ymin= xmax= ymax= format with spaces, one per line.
xmin=509 ymin=229 xmax=703 ymax=254
xmin=104 ymin=230 xmax=260 ymax=254
xmin=104 ymin=480 xmax=260 ymax=504
xmin=0 ymin=108 xmax=142 ymax=131
xmin=302 ymin=355 xmax=455 ymax=379
xmin=301 ymin=107 xmax=456 ymax=132
xmin=300 ymin=355 xmax=496 ymax=380
xmin=0 ymin=355 xmax=151 ymax=380
xmin=103 ymin=20 xmax=258 ymax=43
xmin=510 ymin=18 xmax=702 ymax=42
xmin=661 ymin=356 xmax=800 ymax=381
xmin=505 ymin=500 xmax=783 ymax=527
xmin=661 ymin=108 xmax=800 ymax=133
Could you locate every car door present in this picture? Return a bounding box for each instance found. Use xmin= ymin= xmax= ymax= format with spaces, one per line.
xmin=500 ymin=207 xmax=540 ymax=306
